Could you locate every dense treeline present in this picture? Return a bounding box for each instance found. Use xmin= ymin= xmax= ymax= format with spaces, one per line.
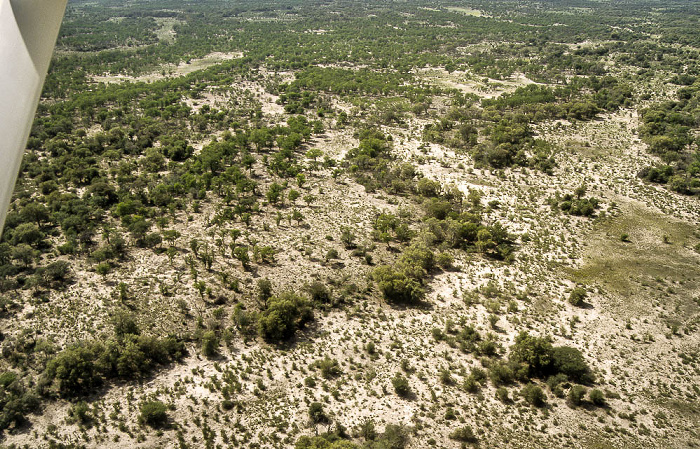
xmin=638 ymin=81 xmax=700 ymax=195
xmin=48 ymin=0 xmax=700 ymax=81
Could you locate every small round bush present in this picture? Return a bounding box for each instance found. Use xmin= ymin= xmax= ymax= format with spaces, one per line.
xmin=392 ymin=373 xmax=410 ymax=397
xmin=521 ymin=383 xmax=546 ymax=407
xmin=589 ymin=388 xmax=606 ymax=406
xmin=568 ymin=287 xmax=587 ymax=307
xmin=496 ymin=386 xmax=509 ymax=403
xmin=139 ymin=400 xmax=168 ymax=427
xmin=568 ymin=385 xmax=587 ymax=407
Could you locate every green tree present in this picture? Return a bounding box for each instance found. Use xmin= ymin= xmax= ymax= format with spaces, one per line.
xmin=509 ymin=332 xmax=554 ymax=378
xmin=589 ymin=388 xmax=606 ymax=406
xmin=201 ymin=331 xmax=219 ymax=357
xmin=568 ymin=385 xmax=587 ymax=407
xmin=258 ymin=292 xmax=313 ymax=342
xmin=308 ymin=402 xmax=328 ymax=424
xmin=521 ymin=383 xmax=546 ymax=407
xmin=372 ymin=265 xmax=424 ymax=305
xmin=392 ymin=373 xmax=410 ymax=397
xmin=267 ymin=182 xmax=284 ymax=205
xmin=551 ymin=346 xmax=593 ymax=383
xmin=139 ymin=400 xmax=168 ymax=427
xmin=568 ymin=287 xmax=587 ymax=306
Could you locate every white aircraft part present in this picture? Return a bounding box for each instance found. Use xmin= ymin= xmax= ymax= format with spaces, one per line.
xmin=0 ymin=0 xmax=67 ymax=235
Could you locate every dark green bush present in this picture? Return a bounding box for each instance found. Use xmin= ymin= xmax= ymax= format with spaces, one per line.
xmin=0 ymin=372 xmax=39 ymax=431
xmin=496 ymin=386 xmax=509 ymax=402
xmin=568 ymin=385 xmax=587 ymax=406
xmin=568 ymin=287 xmax=587 ymax=306
xmin=551 ymin=346 xmax=594 ymax=384
xmin=42 ymin=334 xmax=184 ymax=397
xmin=521 ymin=383 xmax=546 ymax=407
xmin=201 ymin=331 xmax=219 ymax=357
xmin=258 ymin=291 xmax=313 ymax=342
xmin=308 ymin=402 xmax=328 ymax=424
xmin=139 ymin=400 xmax=168 ymax=427
xmin=509 ymin=332 xmax=554 ymax=377
xmin=392 ymin=373 xmax=410 ymax=397
xmin=489 ymin=360 xmax=518 ymax=386
xmin=449 ymin=425 xmax=478 ymax=443
xmin=372 ymin=265 xmax=424 ymax=305
xmin=589 ymin=388 xmax=606 ymax=406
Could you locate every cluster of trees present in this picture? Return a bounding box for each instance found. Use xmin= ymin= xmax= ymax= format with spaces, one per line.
xmin=0 ymin=372 xmax=40 ymax=432
xmin=425 ymin=77 xmax=632 ymax=171
xmin=228 ymin=281 xmax=336 ymax=347
xmin=454 ymin=326 xmax=596 ymax=408
xmin=58 ymin=16 xmax=159 ymax=51
xmin=548 ymin=188 xmax=601 ymax=217
xmin=344 ymin=131 xmax=514 ymax=305
xmin=40 ymin=315 xmax=184 ymax=397
xmin=283 ymin=66 xmax=434 ymax=99
xmin=462 ymin=332 xmax=595 ymax=408
xmin=491 ymin=77 xmax=631 ymax=117
xmin=0 ymin=314 xmax=184 ymax=431
xmin=47 ymin=0 xmax=695 ymax=89
xmin=638 ymin=83 xmax=700 ymax=196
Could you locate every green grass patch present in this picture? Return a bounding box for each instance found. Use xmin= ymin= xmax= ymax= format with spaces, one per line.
xmin=568 ymin=202 xmax=700 ymax=315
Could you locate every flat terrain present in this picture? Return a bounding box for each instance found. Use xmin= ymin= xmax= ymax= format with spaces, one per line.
xmin=0 ymin=1 xmax=698 ymax=449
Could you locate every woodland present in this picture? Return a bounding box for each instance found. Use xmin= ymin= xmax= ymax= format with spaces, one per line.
xmin=0 ymin=1 xmax=699 ymax=448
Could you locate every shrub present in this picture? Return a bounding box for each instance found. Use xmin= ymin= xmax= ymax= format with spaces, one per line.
xmin=439 ymin=369 xmax=454 ymax=385
xmin=392 ymin=373 xmax=410 ymax=397
xmin=521 ymin=383 xmax=546 ymax=407
xmin=258 ymin=291 xmax=313 ymax=342
xmin=139 ymin=400 xmax=168 ymax=427
xmin=0 ymin=373 xmax=39 ymax=431
xmin=379 ymin=424 xmax=409 ymax=449
xmin=589 ymin=388 xmax=606 ymax=406
xmin=111 ymin=311 xmax=139 ymax=337
xmin=201 ymin=331 xmax=219 ymax=357
xmin=496 ymin=386 xmax=509 ymax=402
xmin=436 ymin=252 xmax=454 ymax=269
xmin=489 ymin=361 xmax=516 ymax=386
xmin=295 ymin=436 xmax=359 ymax=449
xmin=551 ymin=346 xmax=593 ymax=383
xmin=568 ymin=385 xmax=587 ymax=407
xmin=305 ymin=281 xmax=331 ymax=304
xmin=449 ymin=425 xmax=478 ymax=443
xmin=308 ymin=402 xmax=328 ymax=424
xmin=325 ymin=249 xmax=339 ymax=261
xmin=69 ymin=401 xmax=91 ymax=425
xmin=463 ymin=375 xmax=480 ymax=393
xmin=568 ymin=287 xmax=587 ymax=306
xmin=317 ymin=357 xmax=342 ymax=379
xmin=546 ymin=373 xmax=568 ymax=398
xmin=359 ymin=418 xmax=377 ymax=440
xmin=257 ymin=278 xmax=273 ymax=303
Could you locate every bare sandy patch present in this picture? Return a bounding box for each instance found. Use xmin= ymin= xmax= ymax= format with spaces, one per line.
xmin=92 ymin=51 xmax=244 ymax=84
